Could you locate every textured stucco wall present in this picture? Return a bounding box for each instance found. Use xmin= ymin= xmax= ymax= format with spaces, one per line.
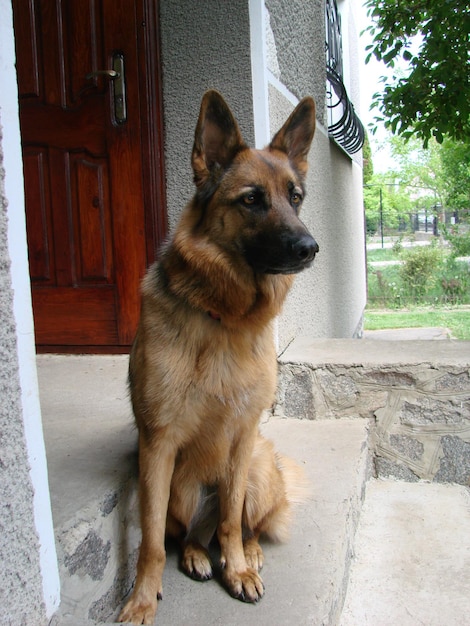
xmin=0 ymin=123 xmax=47 ymax=625
xmin=266 ymin=0 xmax=326 ymax=123
xmin=332 ymin=0 xmax=362 ymax=109
xmin=159 ymin=0 xmax=255 ymax=230
xmin=336 ymin=0 xmax=363 ymax=168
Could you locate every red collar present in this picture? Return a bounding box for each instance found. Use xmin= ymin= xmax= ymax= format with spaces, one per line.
xmin=207 ymin=310 xmax=221 ymax=321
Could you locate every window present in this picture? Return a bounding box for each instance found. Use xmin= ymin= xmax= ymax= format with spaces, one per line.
xmin=325 ymin=0 xmax=364 ymax=154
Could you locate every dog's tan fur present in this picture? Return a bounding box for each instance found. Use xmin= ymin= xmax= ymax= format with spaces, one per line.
xmin=118 ymin=91 xmax=317 ymax=625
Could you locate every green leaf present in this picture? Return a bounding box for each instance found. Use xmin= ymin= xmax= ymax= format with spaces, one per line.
xmin=362 ymin=0 xmax=470 ymax=144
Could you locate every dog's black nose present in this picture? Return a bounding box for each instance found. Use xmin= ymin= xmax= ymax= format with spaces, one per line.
xmin=292 ymin=235 xmax=319 ymax=262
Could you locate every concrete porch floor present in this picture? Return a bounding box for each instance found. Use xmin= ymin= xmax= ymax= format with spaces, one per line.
xmin=37 ymin=352 xmax=470 ymax=625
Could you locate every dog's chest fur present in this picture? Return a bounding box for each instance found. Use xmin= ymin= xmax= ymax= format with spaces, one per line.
xmin=131 ymin=265 xmax=278 ymax=440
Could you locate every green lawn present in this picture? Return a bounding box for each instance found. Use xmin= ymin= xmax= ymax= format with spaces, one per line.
xmin=364 ymin=308 xmax=470 ymax=340
xmin=366 ymin=247 xmax=400 ymax=263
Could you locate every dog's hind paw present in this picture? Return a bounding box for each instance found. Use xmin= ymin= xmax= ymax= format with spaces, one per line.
xmin=182 ymin=542 xmax=213 ymax=581
xmin=223 ymin=567 xmax=265 ymax=603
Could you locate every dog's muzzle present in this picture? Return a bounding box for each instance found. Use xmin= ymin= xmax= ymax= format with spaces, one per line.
xmin=292 ymin=234 xmax=319 ymax=265
xmin=245 ymin=231 xmax=319 ymax=275
xmin=271 ymin=233 xmax=319 ymax=274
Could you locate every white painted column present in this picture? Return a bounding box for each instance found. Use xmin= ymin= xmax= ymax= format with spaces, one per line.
xmin=249 ymin=0 xmax=284 ymax=351
xmin=249 ymin=0 xmax=271 ymax=148
xmin=0 ymin=0 xmax=60 ymax=617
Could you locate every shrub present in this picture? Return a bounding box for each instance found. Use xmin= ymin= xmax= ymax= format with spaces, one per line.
xmin=399 ymin=243 xmax=443 ymax=299
xmin=368 ymin=267 xmax=404 ymax=308
xmin=442 ymin=225 xmax=470 ymax=258
xmin=365 ymin=213 xmax=378 ymax=236
xmin=367 ymin=242 xmax=470 ymax=308
xmin=438 ymin=257 xmax=470 ymax=305
xmin=392 ymin=236 xmax=404 ymax=255
xmin=441 ymin=278 xmax=464 ymax=304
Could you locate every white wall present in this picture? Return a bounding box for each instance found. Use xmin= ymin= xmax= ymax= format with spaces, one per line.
xmin=0 ymin=0 xmax=60 ymax=617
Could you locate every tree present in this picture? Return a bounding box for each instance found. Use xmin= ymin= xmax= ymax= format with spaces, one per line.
xmin=365 ymin=0 xmax=470 ymax=146
xmin=439 ymin=140 xmax=470 ymax=213
xmin=362 ymin=133 xmax=374 ymax=184
xmin=388 ymin=135 xmax=446 ymax=210
xmin=364 ymin=131 xmax=470 ymax=235
xmin=388 ymin=134 xmax=470 ymax=219
xmin=363 ymin=172 xmax=413 ymax=235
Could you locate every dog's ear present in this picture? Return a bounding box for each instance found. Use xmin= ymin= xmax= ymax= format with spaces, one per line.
xmin=269 ymin=97 xmax=316 ymax=178
xmin=192 ymin=90 xmax=246 ymax=188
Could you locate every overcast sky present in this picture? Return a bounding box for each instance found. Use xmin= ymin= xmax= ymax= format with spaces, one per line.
xmin=357 ymin=1 xmax=396 ymax=173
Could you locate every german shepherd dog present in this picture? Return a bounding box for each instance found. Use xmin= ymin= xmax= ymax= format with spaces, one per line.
xmin=118 ymin=90 xmax=318 ymax=625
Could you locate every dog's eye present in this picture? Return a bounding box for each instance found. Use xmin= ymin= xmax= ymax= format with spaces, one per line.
xmin=242 ymin=193 xmax=256 ymax=205
xmin=291 ymin=192 xmax=302 ymax=208
xmin=239 ymin=188 xmax=266 ymax=211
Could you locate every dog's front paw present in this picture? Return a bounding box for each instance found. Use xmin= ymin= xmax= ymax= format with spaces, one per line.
xmin=222 ymin=567 xmax=265 ymax=603
xmin=118 ymin=591 xmax=159 ymax=625
xmin=182 ymin=542 xmax=213 ymax=581
xmin=243 ymin=537 xmax=264 ymax=572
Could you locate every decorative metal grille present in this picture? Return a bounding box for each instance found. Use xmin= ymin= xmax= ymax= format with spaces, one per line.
xmin=326 ymin=0 xmax=343 ymax=75
xmin=325 ymin=0 xmax=364 ymax=154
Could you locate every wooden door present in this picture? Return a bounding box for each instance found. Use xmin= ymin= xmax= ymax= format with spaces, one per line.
xmin=12 ymin=0 xmax=166 ymax=351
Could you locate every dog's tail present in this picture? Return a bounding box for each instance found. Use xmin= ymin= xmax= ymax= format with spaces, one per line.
xmin=265 ymin=452 xmax=310 ymax=543
xmin=244 ymin=436 xmax=310 ymax=543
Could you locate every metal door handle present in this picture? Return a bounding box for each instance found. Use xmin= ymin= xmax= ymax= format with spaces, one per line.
xmin=111 ymin=54 xmax=127 ymax=124
xmin=85 ymin=54 xmax=127 ymax=125
xmin=85 ymin=69 xmax=119 ymax=80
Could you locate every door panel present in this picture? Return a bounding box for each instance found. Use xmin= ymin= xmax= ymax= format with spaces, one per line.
xmin=71 ymin=154 xmax=112 ymax=284
xmin=33 ymin=287 xmax=117 ymax=346
xmin=12 ymin=0 xmax=165 ymax=351
xmin=23 ymin=147 xmax=54 ymax=283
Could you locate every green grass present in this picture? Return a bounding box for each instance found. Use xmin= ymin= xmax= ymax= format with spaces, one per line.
xmin=364 ymin=308 xmax=470 ymax=340
xmin=366 ymin=248 xmax=400 ymax=262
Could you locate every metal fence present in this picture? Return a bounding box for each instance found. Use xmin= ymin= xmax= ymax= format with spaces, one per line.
xmin=369 ymin=210 xmax=469 ymax=237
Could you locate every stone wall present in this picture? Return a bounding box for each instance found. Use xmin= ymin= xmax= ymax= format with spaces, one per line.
xmin=275 ymin=339 xmax=470 ymax=485
xmin=53 ymin=476 xmax=140 ymax=622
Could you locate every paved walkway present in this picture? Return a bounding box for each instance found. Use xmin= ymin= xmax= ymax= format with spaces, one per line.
xmin=364 ymin=326 xmax=452 ymax=340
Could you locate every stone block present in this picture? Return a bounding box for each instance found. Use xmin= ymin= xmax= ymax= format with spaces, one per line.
xmin=276 ymin=364 xmax=316 ymax=419
xmin=389 ymin=433 xmax=424 ymax=462
xmin=399 ymin=397 xmax=470 ymax=425
xmin=433 ymin=436 xmax=470 ymax=484
xmin=374 ymin=457 xmax=420 ymax=482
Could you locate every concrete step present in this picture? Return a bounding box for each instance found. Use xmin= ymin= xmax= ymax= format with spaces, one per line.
xmin=38 ymin=355 xmax=371 ymax=625
xmin=340 ymin=479 xmax=470 ymax=626
xmin=38 ymin=355 xmax=138 ymax=625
